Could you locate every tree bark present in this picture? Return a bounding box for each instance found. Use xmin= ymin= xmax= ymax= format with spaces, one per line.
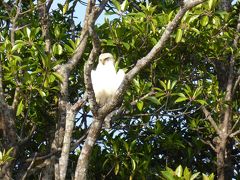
xmin=74 ymin=118 xmax=104 ymax=180
xmin=59 ymin=105 xmax=76 ymax=180
xmin=0 ymin=105 xmax=17 ymax=180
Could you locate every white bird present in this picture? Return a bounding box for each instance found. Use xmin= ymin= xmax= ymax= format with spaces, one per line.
xmin=91 ymin=53 xmax=125 ymax=106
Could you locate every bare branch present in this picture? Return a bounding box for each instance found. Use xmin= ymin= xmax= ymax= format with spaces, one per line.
xmin=230 ymin=130 xmax=240 ymax=138
xmin=18 ymin=125 xmax=36 ymax=146
xmin=21 ymin=153 xmax=37 ymax=180
xmin=46 ymin=0 xmax=54 ymax=12
xmin=201 ymin=107 xmax=221 ymax=135
xmin=11 ymin=0 xmax=22 ymax=45
xmin=70 ymin=129 xmax=89 ymax=151
xmin=0 ymin=54 xmax=3 ymax=98
xmin=200 ymin=139 xmax=217 ymax=152
xmin=71 ymin=93 xmax=87 ymax=112
xmin=25 ymin=149 xmax=61 ymax=163
xmin=233 ymin=75 xmax=240 ymax=95
xmin=228 ymin=117 xmax=240 ymax=136
xmin=84 ymin=28 xmax=101 ymax=116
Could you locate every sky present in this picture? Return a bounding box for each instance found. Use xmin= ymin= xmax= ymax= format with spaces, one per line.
xmin=51 ymin=0 xmax=116 ymax=25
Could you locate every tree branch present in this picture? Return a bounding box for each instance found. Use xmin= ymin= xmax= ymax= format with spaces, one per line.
xmin=201 ymin=106 xmax=221 ymax=135
xmin=230 ymin=129 xmax=240 ymax=138
xmin=200 ymin=139 xmax=217 ymax=152
xmin=21 ymin=153 xmax=37 ymax=180
xmin=59 ymin=103 xmax=77 ymax=180
xmin=233 ymin=74 xmax=240 ymax=95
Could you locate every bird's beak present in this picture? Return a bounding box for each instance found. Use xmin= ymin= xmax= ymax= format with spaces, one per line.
xmin=100 ymin=58 xmax=106 ymax=65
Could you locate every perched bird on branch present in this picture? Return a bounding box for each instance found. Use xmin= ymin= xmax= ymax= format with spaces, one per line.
xmin=91 ymin=53 xmax=125 ymax=106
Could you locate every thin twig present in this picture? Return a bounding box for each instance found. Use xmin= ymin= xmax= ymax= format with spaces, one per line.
xmin=200 ymin=139 xmax=217 ymax=152
xmin=21 ymin=153 xmax=37 ymax=180
xmin=230 ymin=130 xmax=240 ymax=138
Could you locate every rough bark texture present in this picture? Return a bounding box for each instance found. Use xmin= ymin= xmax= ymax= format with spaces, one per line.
xmin=0 ymin=105 xmax=17 ymax=180
xmin=59 ymin=105 xmax=76 ymax=180
xmin=74 ymin=118 xmax=104 ymax=180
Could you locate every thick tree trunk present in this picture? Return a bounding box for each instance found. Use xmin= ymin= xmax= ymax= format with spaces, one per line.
xmin=216 ymin=136 xmax=227 ymax=180
xmin=0 ymin=105 xmax=17 ymax=180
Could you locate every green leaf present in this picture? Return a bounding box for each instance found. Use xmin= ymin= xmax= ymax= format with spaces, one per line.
xmin=64 ymin=44 xmax=74 ymax=53
xmin=190 ymin=27 xmax=200 ymax=34
xmin=63 ymin=0 xmax=69 ymax=15
xmin=196 ymin=100 xmax=207 ymax=105
xmin=145 ymin=96 xmax=160 ymax=105
xmin=16 ymin=100 xmax=24 ymax=116
xmin=53 ymin=43 xmax=63 ymax=55
xmin=12 ymin=43 xmax=23 ymax=52
xmin=122 ymin=42 xmax=130 ymax=50
xmin=190 ymin=172 xmax=200 ymax=180
xmin=121 ymin=0 xmax=129 ymax=12
xmin=200 ymin=16 xmax=209 ymax=26
xmin=114 ymin=162 xmax=120 ymax=175
xmin=208 ymin=173 xmax=215 ymax=180
xmin=175 ymin=165 xmax=183 ymax=177
xmin=177 ymin=93 xmax=186 ymax=98
xmin=212 ymin=16 xmax=221 ymax=27
xmin=175 ymin=97 xmax=188 ymax=103
xmin=171 ymin=80 xmax=177 ymax=89
xmin=44 ymin=78 xmax=49 ymax=88
xmin=26 ymin=28 xmax=31 ymax=39
xmin=175 ymin=29 xmax=183 ymax=43
xmin=183 ymin=167 xmax=191 ymax=179
xmin=112 ymin=0 xmax=121 ymax=11
xmin=54 ymin=26 xmax=61 ymax=39
xmin=137 ymin=100 xmax=144 ymax=111
xmin=208 ymin=0 xmax=217 ymax=10
xmin=167 ymin=80 xmax=171 ymax=90
xmin=130 ymin=140 xmax=137 ymax=151
xmin=124 ymin=141 xmax=129 ymax=152
xmin=161 ymin=171 xmax=175 ymax=180
xmin=202 ymin=173 xmax=209 ymax=180
xmin=37 ymin=88 xmax=46 ymax=97
xmin=131 ymin=158 xmax=136 ymax=171
xmin=5 ymin=147 xmax=13 ymax=157
xmin=160 ymin=80 xmax=167 ymax=90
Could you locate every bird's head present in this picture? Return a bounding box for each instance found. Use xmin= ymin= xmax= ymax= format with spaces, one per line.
xmin=99 ymin=53 xmax=114 ymax=65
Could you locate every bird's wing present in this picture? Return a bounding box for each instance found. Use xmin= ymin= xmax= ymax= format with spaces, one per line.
xmin=91 ymin=70 xmax=98 ymax=93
